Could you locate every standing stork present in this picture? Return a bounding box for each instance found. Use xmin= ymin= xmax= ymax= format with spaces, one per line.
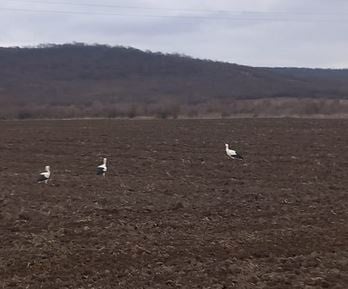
xmin=97 ymin=157 xmax=107 ymax=176
xmin=37 ymin=165 xmax=51 ymax=184
xmin=225 ymin=144 xmax=243 ymax=160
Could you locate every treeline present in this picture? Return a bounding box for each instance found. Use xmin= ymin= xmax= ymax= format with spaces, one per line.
xmin=0 ymin=43 xmax=347 ymax=119
xmin=2 ymin=99 xmax=347 ymax=120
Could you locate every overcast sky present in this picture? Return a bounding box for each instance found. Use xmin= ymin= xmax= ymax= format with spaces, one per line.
xmin=1 ymin=0 xmax=348 ymax=68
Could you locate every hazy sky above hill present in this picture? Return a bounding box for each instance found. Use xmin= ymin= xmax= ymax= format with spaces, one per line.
xmin=1 ymin=0 xmax=347 ymax=68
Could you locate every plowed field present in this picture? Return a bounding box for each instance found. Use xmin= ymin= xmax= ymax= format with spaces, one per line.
xmin=0 ymin=119 xmax=347 ymax=288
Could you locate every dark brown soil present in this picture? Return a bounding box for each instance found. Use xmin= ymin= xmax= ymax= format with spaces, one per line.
xmin=0 ymin=119 xmax=347 ymax=289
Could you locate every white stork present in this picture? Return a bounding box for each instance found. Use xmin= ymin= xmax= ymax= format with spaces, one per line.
xmin=37 ymin=165 xmax=51 ymax=184
xmin=96 ymin=157 xmax=107 ymax=176
xmin=225 ymin=144 xmax=243 ymax=160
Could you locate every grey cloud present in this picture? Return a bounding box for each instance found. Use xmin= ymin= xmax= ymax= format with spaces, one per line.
xmin=0 ymin=0 xmax=347 ymax=68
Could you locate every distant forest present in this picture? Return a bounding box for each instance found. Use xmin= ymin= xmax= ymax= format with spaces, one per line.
xmin=0 ymin=43 xmax=347 ymax=119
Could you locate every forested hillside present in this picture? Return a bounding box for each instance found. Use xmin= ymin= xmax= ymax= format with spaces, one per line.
xmin=0 ymin=43 xmax=347 ymax=118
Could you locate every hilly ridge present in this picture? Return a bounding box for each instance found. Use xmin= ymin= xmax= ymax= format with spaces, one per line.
xmin=0 ymin=43 xmax=347 ymax=118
